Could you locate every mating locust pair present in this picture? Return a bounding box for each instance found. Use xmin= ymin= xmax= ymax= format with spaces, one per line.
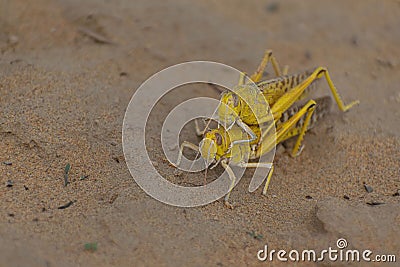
xmin=176 ymin=50 xmax=359 ymax=208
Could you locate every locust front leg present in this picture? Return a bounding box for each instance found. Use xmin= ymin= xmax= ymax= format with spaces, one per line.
xmin=176 ymin=141 xmax=199 ymax=166
xmin=177 ymin=141 xmax=210 ymax=185
xmin=194 ymin=119 xmax=208 ymax=137
xmin=221 ymin=160 xmax=237 ymax=209
xmin=230 ymin=119 xmax=257 ymax=145
xmin=238 ymin=162 xmax=275 ymax=195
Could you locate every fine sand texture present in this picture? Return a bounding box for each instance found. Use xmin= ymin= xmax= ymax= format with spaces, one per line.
xmin=1 ymin=1 xmax=399 ymax=266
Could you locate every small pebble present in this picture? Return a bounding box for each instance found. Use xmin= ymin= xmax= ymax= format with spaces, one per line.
xmin=3 ymin=161 xmax=12 ymax=166
xmin=8 ymin=35 xmax=19 ymax=45
xmin=364 ymin=184 xmax=373 ymax=193
xmin=80 ymin=175 xmax=89 ymax=180
xmin=343 ymin=195 xmax=350 ymax=200
xmin=304 ymin=50 xmax=312 ymax=60
xmin=110 ymin=141 xmax=117 ymax=146
xmin=6 ymin=180 xmax=13 ymax=187
xmin=351 ymin=35 xmax=358 ymax=46
xmin=305 ymin=195 xmax=313 ymax=199
xmin=109 ymin=193 xmax=118 ymax=204
xmin=266 ymin=2 xmax=279 ymax=13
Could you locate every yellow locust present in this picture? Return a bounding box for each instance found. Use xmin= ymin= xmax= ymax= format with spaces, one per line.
xmin=177 ymin=50 xmax=359 ymax=208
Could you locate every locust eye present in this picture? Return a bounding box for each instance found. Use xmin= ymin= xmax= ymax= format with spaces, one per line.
xmin=215 ymin=133 xmax=222 ymax=145
xmin=232 ymin=94 xmax=239 ymax=107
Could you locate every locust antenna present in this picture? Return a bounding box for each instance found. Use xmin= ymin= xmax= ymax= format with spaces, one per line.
xmin=203 ymin=138 xmax=215 ymax=185
xmin=224 ymin=100 xmax=228 ymax=145
xmin=203 ymin=118 xmax=212 ymax=135
xmin=204 ymin=163 xmax=208 ymax=185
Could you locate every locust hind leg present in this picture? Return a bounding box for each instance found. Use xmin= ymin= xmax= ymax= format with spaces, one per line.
xmin=273 ymin=100 xmax=317 ymax=158
xmin=250 ymin=101 xmax=317 ymax=196
xmin=290 ymin=102 xmax=316 ymax=157
xmin=250 ymin=49 xmax=284 ymax=82
xmin=271 ymin=67 xmax=359 ymax=119
xmin=316 ymin=67 xmax=360 ymax=112
xmin=256 ymin=99 xmax=318 ymax=158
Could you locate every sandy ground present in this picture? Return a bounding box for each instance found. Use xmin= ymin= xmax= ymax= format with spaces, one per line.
xmin=0 ymin=0 xmax=399 ymax=266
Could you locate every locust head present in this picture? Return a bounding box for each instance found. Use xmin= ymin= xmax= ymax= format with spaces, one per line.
xmin=199 ymin=131 xmax=223 ymax=167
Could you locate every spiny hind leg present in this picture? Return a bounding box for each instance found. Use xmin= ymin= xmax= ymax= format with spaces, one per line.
xmin=257 ymin=100 xmax=317 ymax=158
xmin=250 ymin=49 xmax=284 ymax=82
xmin=238 ymin=162 xmax=274 ymax=195
xmin=271 ymin=67 xmax=359 ymax=119
xmin=290 ymin=102 xmax=316 ymax=157
xmin=278 ymin=96 xmax=332 ymax=155
xmin=221 ymin=160 xmax=237 ymax=209
xmin=315 ymin=67 xmax=359 ymax=112
xmin=273 ymin=100 xmax=317 ymax=157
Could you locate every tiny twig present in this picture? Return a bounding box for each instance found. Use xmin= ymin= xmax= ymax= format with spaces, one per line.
xmin=64 ymin=163 xmax=71 ymax=186
xmin=58 ymin=201 xmax=74 ymax=209
xmin=78 ymin=27 xmax=114 ymax=45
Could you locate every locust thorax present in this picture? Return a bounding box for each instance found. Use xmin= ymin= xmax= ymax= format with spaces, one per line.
xmin=218 ymin=92 xmax=241 ymax=129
